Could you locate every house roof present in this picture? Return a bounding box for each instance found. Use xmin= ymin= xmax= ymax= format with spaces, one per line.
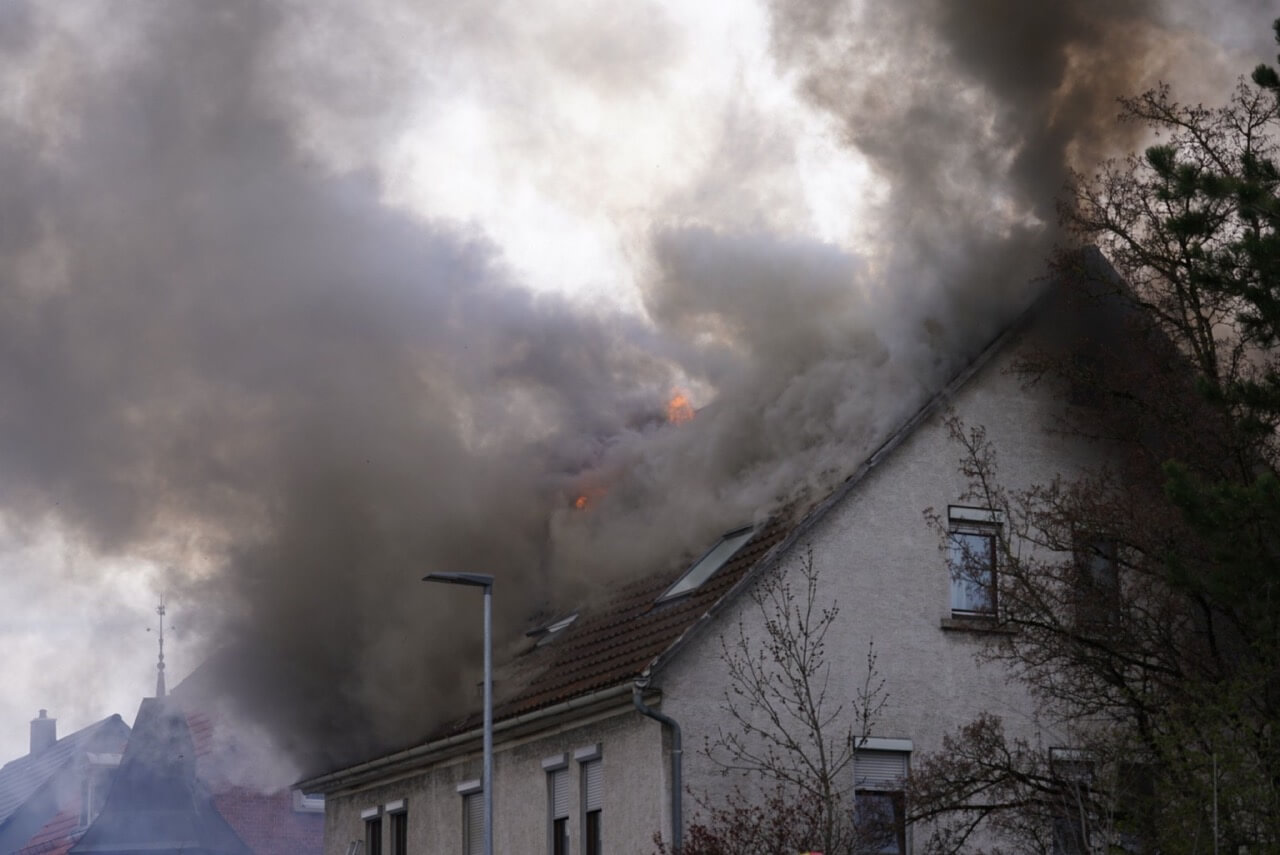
xmin=0 ymin=715 xmax=130 ymax=828
xmin=183 ymin=709 xmax=323 ymax=855
xmin=68 ymin=698 xmax=251 ymax=855
xmin=16 ymin=810 xmax=79 ymax=855
xmin=492 ymin=274 xmax=1041 ymax=720
xmin=299 ymin=259 xmax=1080 ymax=793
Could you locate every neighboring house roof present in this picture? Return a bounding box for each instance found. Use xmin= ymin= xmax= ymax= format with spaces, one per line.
xmin=0 ymin=715 xmax=131 ymax=855
xmin=299 ymin=258 xmax=1073 ymax=793
xmin=0 ymin=716 xmax=129 ymax=829
xmin=68 ymin=698 xmax=251 ymax=855
xmin=183 ymin=708 xmax=323 ymax=855
xmin=16 ymin=810 xmax=78 ymax=855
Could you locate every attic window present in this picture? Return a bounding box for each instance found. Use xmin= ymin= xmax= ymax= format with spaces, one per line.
xmin=657 ymin=526 xmax=755 ymax=603
xmin=526 ymin=613 xmax=579 ymax=647
xmin=292 ymin=790 xmax=326 ymax=813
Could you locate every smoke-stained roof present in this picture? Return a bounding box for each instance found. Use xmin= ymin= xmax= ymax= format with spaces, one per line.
xmin=299 ymin=262 xmax=1056 ymax=793
xmin=68 ymin=698 xmax=251 ymax=855
xmin=0 ymin=716 xmax=130 ymax=829
xmin=15 ymin=809 xmax=79 ymax=855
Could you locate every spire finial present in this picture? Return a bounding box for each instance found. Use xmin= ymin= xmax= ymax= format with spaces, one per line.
xmin=155 ymin=598 xmax=166 ymax=698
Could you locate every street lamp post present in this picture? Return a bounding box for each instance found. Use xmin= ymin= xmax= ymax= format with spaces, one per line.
xmin=423 ymin=572 xmax=494 ymax=855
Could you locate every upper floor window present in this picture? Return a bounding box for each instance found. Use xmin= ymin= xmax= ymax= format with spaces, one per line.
xmin=548 ymin=764 xmax=570 ymax=855
xmin=1073 ymin=536 xmax=1120 ymax=629
xmin=947 ymin=506 xmax=999 ymax=616
xmin=657 ymin=526 xmax=755 ymax=603
xmin=463 ymin=791 xmax=483 ymax=855
xmin=387 ymin=803 xmax=407 ymax=855
xmin=853 ymin=749 xmax=909 ymax=854
xmin=364 ymin=815 xmax=383 ymax=855
xmin=576 ymin=745 xmax=603 ymax=855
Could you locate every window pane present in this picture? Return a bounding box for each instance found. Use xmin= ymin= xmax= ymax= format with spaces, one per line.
xmin=658 ymin=527 xmax=754 ymax=601
xmin=464 ymin=793 xmax=483 ymax=855
xmin=1074 ymin=538 xmax=1119 ymax=628
xmin=366 ymin=818 xmax=383 ymax=855
xmin=390 ymin=813 xmax=407 ymax=855
xmin=854 ymin=791 xmax=905 ymax=855
xmin=553 ymin=817 xmax=569 ymax=855
xmin=585 ymin=810 xmax=602 ymax=855
xmin=949 ymin=531 xmax=995 ymax=614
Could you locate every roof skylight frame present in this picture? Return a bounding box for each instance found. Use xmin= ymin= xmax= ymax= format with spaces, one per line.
xmin=656 ymin=525 xmax=757 ymax=604
xmin=526 ymin=612 xmax=579 ymax=647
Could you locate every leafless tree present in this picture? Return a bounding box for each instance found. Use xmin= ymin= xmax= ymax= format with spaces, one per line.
xmin=656 ymin=548 xmax=894 ymax=855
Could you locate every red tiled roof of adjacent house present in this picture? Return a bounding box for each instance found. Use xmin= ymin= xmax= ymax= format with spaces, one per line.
xmin=16 ymin=809 xmax=79 ymax=855
xmin=184 ymin=707 xmax=324 ymax=855
xmin=185 ymin=711 xmax=216 ymax=759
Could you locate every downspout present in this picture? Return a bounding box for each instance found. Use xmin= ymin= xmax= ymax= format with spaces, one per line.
xmin=632 ymin=680 xmax=682 ymax=855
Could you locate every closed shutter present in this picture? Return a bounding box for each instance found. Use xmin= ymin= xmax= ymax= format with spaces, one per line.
xmin=854 ymin=750 xmax=908 ymax=790
xmin=583 ymin=759 xmax=602 ymax=811
xmin=551 ymin=768 xmax=570 ymax=818
xmin=465 ymin=793 xmax=484 ymax=855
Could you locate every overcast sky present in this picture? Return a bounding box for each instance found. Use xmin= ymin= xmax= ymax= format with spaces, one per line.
xmin=0 ymin=0 xmax=1271 ymax=769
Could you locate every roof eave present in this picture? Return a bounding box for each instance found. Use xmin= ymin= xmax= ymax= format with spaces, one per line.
xmin=296 ymin=682 xmax=635 ymax=794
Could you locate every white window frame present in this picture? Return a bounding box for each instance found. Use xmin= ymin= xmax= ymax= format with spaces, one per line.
xmin=656 ymin=526 xmax=756 ymax=603
xmin=853 ymin=747 xmax=910 ymax=855
xmin=361 ymin=806 xmax=383 ymax=855
xmin=385 ymin=800 xmax=407 ymax=855
xmin=457 ymin=780 xmax=483 ymax=855
xmin=576 ymin=746 xmax=602 ymax=855
xmin=947 ymin=506 xmax=1000 ymax=617
xmin=544 ymin=753 xmax=570 ymax=855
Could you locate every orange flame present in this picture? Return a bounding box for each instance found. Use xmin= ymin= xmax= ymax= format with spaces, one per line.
xmin=666 ymin=391 xmax=694 ymax=424
xmin=574 ymin=495 xmax=589 ymax=510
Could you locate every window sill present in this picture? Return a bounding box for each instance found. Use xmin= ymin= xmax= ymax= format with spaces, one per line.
xmin=940 ymin=616 xmax=1016 ymax=634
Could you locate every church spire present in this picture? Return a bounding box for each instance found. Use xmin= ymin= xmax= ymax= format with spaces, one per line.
xmin=155 ymin=598 xmax=166 ymax=698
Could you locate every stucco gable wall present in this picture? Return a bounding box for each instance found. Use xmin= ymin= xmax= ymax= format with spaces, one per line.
xmin=657 ymin=326 xmax=1103 ymax=838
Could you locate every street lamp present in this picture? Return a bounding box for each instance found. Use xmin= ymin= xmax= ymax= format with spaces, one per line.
xmin=423 ymin=572 xmax=494 ymax=855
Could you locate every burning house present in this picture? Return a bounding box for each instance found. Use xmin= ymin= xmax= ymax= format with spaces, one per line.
xmin=297 ymin=270 xmax=1115 ymax=854
xmin=0 ymin=2 xmax=1266 ymax=853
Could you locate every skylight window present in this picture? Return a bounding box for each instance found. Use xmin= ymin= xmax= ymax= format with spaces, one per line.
xmin=657 ymin=526 xmax=755 ymax=603
xmin=527 ymin=612 xmax=579 ymax=647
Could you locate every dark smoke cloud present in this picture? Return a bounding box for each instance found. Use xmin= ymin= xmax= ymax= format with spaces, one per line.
xmin=764 ymin=0 xmax=1270 ymax=351
xmin=0 ymin=0 xmax=1264 ymax=774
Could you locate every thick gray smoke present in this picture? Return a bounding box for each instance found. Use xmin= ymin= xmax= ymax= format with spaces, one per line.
xmin=0 ymin=0 xmax=1265 ymax=772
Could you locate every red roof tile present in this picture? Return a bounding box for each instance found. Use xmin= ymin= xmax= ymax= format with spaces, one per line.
xmin=16 ymin=809 xmax=80 ymax=855
xmin=432 ymin=515 xmax=793 ymax=735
